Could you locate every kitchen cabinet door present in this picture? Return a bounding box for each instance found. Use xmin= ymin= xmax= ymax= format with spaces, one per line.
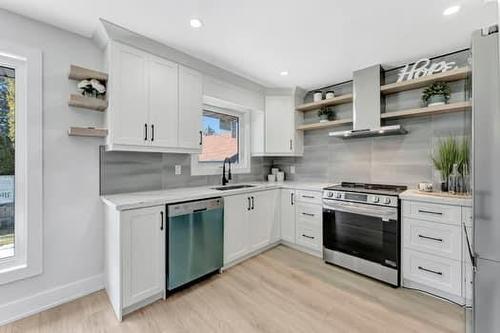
xmin=109 ymin=42 xmax=149 ymax=146
xmin=249 ymin=190 xmax=280 ymax=252
xmin=148 ymin=55 xmax=179 ymax=148
xmin=178 ymin=66 xmax=203 ymax=150
xmin=121 ymin=205 xmax=165 ymax=308
xmin=280 ymin=189 xmax=296 ymax=243
xmin=224 ymin=194 xmax=250 ymax=264
xmin=265 ymin=96 xmax=295 ymax=154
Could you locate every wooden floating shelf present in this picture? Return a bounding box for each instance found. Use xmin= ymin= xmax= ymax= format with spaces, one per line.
xmin=296 ymin=94 xmax=353 ymax=112
xmin=381 ymin=67 xmax=470 ymax=95
xmin=68 ymin=94 xmax=108 ymax=112
xmin=381 ymin=101 xmax=472 ymax=120
xmin=68 ymin=65 xmax=108 ymax=82
xmin=297 ymin=118 xmax=353 ymax=131
xmin=68 ymin=127 xmax=108 ymax=137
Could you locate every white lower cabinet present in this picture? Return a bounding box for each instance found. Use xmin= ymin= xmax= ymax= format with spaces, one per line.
xmin=105 ymin=205 xmax=165 ymax=320
xmin=402 ymin=199 xmax=470 ymax=304
xmin=280 ymin=189 xmax=296 ymax=243
xmin=295 ymin=202 xmax=322 ymax=253
xmin=223 ymin=189 xmax=280 ymax=266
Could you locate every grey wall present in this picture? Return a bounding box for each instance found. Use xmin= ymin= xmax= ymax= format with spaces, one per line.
xmin=272 ymin=51 xmax=472 ymax=188
xmin=100 ymin=149 xmax=271 ymax=195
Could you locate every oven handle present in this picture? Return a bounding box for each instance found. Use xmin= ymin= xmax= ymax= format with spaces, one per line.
xmin=323 ymin=200 xmax=397 ymax=221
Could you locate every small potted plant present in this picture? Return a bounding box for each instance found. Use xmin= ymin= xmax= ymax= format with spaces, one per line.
xmin=432 ymin=137 xmax=459 ymax=192
xmin=422 ymin=81 xmax=450 ymax=107
xmin=318 ymin=107 xmax=334 ymax=122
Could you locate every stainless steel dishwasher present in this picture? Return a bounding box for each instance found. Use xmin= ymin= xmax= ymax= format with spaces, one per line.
xmin=166 ymin=197 xmax=224 ymax=292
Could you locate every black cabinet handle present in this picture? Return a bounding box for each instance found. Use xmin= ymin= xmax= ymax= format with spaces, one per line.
xmin=291 ymin=193 xmax=294 ymax=206
xmin=144 ymin=123 xmax=148 ymax=141
xmin=289 ymin=139 xmax=293 ymax=151
xmin=160 ymin=211 xmax=164 ymax=231
xmin=302 ymin=212 xmax=315 ymax=217
xmin=418 ymin=234 xmax=443 ymax=242
xmin=199 ymin=131 xmax=203 ymax=146
xmin=302 ymin=234 xmax=314 ymax=239
xmin=418 ymin=209 xmax=443 ymax=216
xmin=302 ymin=195 xmax=315 ymax=199
xmin=251 ymin=196 xmax=255 ymax=210
xmin=418 ymin=266 xmax=443 ymax=276
xmin=247 ymin=197 xmax=251 ymax=211
xmin=151 ymin=124 xmax=154 ymax=142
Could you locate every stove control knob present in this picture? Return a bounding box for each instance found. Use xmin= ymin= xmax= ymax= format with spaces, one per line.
xmin=336 ymin=193 xmax=342 ymax=199
xmin=327 ymin=192 xmax=334 ymax=198
xmin=373 ymin=196 xmax=380 ymax=203
xmin=384 ymin=198 xmax=391 ymax=205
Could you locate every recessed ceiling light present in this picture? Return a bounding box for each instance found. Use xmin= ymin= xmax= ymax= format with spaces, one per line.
xmin=190 ymin=18 xmax=203 ymax=28
xmin=280 ymin=71 xmax=289 ymax=76
xmin=443 ymin=5 xmax=460 ymax=16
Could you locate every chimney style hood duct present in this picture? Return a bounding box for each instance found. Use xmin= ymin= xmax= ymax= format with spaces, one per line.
xmin=329 ymin=65 xmax=407 ymax=138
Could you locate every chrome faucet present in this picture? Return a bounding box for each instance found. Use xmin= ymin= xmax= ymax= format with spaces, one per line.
xmin=222 ymin=157 xmax=232 ymax=186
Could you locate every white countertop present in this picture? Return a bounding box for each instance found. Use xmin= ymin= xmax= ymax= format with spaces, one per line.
xmin=400 ymin=189 xmax=472 ymax=207
xmin=101 ymin=181 xmax=334 ymax=211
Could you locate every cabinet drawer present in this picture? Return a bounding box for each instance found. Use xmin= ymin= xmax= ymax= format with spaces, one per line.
xmin=295 ymin=190 xmax=322 ymax=205
xmin=295 ymin=203 xmax=322 ymax=225
xmin=403 ymin=218 xmax=462 ymax=260
xmin=462 ymin=207 xmax=473 ymax=227
xmin=403 ymin=249 xmax=461 ymax=296
xmin=403 ymin=201 xmax=461 ymax=225
xmin=296 ymin=222 xmax=321 ymax=251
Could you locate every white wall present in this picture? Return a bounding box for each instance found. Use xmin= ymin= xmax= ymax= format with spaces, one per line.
xmin=0 ymin=9 xmax=105 ymax=324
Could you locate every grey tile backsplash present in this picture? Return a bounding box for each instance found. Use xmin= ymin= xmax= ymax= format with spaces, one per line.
xmin=271 ymin=111 xmax=471 ymax=188
xmin=100 ymin=147 xmax=271 ymax=195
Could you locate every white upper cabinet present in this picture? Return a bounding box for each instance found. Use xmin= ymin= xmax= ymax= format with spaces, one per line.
xmin=108 ymin=43 xmax=149 ymax=146
xmin=106 ymin=41 xmax=202 ymax=153
xmin=178 ymin=66 xmax=203 ymax=150
xmin=252 ymin=91 xmax=303 ymax=157
xmin=148 ymin=55 xmax=179 ymax=148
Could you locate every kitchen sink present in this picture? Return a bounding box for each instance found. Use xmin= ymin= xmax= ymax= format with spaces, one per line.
xmin=212 ymin=184 xmax=256 ymax=191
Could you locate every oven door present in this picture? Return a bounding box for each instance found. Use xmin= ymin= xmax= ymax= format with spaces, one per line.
xmin=323 ymin=199 xmax=399 ymax=269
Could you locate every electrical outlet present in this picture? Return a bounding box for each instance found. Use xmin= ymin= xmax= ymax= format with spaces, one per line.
xmin=175 ymin=165 xmax=182 ymax=175
xmin=290 ymin=165 xmax=296 ymax=174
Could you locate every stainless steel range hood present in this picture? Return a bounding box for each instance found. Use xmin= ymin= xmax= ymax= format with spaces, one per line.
xmin=329 ymin=65 xmax=407 ymax=138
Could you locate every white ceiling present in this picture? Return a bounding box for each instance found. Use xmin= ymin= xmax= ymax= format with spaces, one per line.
xmin=1 ymin=0 xmax=497 ymax=89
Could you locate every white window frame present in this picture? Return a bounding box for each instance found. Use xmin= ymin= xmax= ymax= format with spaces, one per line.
xmin=0 ymin=41 xmax=42 ymax=285
xmin=191 ymin=96 xmax=251 ymax=176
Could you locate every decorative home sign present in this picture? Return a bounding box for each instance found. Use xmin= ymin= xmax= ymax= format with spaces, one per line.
xmin=397 ymin=58 xmax=458 ymax=82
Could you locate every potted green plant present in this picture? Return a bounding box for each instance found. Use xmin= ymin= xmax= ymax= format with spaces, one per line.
xmin=432 ymin=137 xmax=459 ymax=192
xmin=422 ymin=81 xmax=451 ymax=106
xmin=318 ymin=107 xmax=334 ymax=123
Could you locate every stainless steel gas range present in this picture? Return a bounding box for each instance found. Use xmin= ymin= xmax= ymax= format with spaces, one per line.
xmin=322 ymin=182 xmax=407 ymax=286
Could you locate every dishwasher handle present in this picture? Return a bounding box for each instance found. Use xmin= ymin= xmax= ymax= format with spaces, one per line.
xmin=168 ymin=198 xmax=224 ymax=217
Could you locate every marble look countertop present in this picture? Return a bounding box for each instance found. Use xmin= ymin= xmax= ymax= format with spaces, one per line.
xmin=400 ymin=189 xmax=472 ymax=207
xmin=102 ymin=181 xmax=335 ymax=211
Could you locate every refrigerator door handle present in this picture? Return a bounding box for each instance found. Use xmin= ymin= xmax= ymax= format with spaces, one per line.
xmin=463 ymin=224 xmax=477 ymax=270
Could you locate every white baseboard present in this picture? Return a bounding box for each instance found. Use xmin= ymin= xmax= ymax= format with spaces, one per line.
xmin=0 ymin=273 xmax=104 ymax=326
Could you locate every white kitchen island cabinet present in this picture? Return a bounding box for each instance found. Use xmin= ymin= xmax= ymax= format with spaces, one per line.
xmin=223 ymin=189 xmax=280 ymax=267
xmin=105 ymin=41 xmax=202 ymax=154
xmin=105 ymin=204 xmax=166 ymax=321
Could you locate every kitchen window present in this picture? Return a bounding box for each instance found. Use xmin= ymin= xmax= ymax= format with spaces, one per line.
xmin=0 ymin=43 xmax=42 ymax=285
xmin=191 ymin=96 xmax=251 ymax=176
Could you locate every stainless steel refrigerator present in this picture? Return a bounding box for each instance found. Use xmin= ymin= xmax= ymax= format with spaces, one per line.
xmin=469 ymin=26 xmax=500 ymax=333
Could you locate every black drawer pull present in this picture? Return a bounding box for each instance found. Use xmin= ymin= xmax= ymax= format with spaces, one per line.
xmin=418 ymin=234 xmax=443 ymax=242
xmin=144 ymin=123 xmax=148 ymax=141
xmin=302 ymin=234 xmax=315 ymax=239
xmin=302 ymin=195 xmax=316 ymax=199
xmin=418 ymin=209 xmax=443 ymax=216
xmin=302 ymin=212 xmax=315 ymax=217
xmin=418 ymin=266 xmax=443 ymax=276
xmin=151 ymin=124 xmax=154 ymax=142
xmin=193 ymin=208 xmax=207 ymax=213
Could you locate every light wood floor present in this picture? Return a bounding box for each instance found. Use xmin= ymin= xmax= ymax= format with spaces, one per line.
xmin=0 ymin=246 xmax=464 ymax=333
